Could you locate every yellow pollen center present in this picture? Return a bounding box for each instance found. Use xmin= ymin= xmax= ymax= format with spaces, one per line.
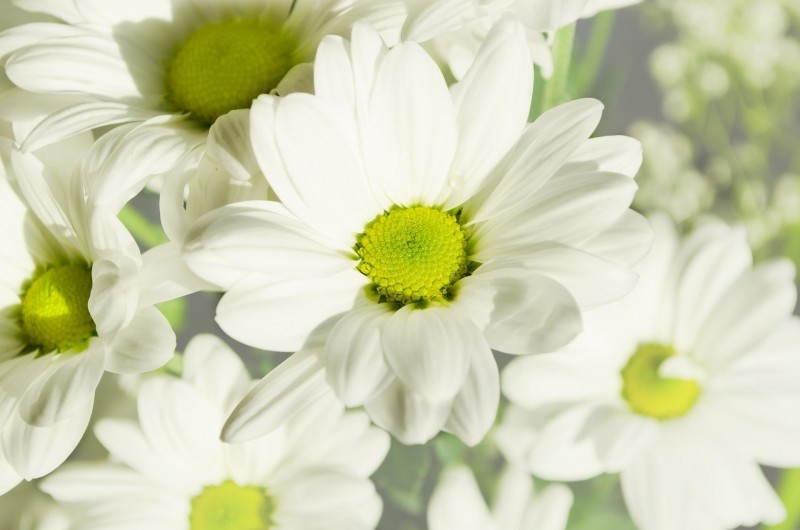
xmin=356 ymin=206 xmax=470 ymax=306
xmin=20 ymin=264 xmax=95 ymax=353
xmin=190 ymin=480 xmax=274 ymax=530
xmin=167 ymin=18 xmax=297 ymax=125
xmin=620 ymin=343 xmax=701 ymax=420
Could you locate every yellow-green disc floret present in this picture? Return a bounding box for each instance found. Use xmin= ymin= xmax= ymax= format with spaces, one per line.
xmin=20 ymin=264 xmax=95 ymax=353
xmin=190 ymin=480 xmax=274 ymax=530
xmin=620 ymin=343 xmax=701 ymax=420
xmin=167 ymin=19 xmax=297 ymax=125
xmin=356 ymin=206 xmax=471 ymax=306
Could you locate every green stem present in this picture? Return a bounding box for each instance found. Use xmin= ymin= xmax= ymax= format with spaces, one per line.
xmin=764 ymin=468 xmax=800 ymax=530
xmin=540 ymin=23 xmax=577 ymax=113
xmin=574 ymin=11 xmax=616 ymax=97
xmin=118 ymin=204 xmax=168 ymax=249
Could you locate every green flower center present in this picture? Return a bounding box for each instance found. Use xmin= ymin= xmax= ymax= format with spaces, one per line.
xmin=167 ymin=18 xmax=297 ymax=125
xmin=356 ymin=206 xmax=470 ymax=306
xmin=190 ymin=480 xmax=274 ymax=530
xmin=620 ymin=343 xmax=701 ymax=420
xmin=20 ymin=264 xmax=95 ymax=353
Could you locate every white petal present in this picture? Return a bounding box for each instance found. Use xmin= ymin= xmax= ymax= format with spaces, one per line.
xmin=3 ymin=400 xmax=92 ymax=480
xmin=183 ymin=200 xmax=354 ymax=290
xmin=382 ymin=306 xmax=474 ymax=402
xmin=324 ymin=303 xmax=394 ymax=407
xmin=577 ymin=210 xmax=653 ymax=267
xmin=474 ymin=171 xmax=638 ymax=262
xmin=215 ymin=271 xmax=364 ymax=352
xmin=206 ymin=109 xmax=261 ymax=181
xmin=557 ymin=135 xmax=643 ymax=178
xmin=402 ymin=0 xmax=485 ymax=42
xmin=501 ymin=353 xmax=615 ymax=410
xmin=491 ymin=466 xmax=532 ymax=529
xmin=88 ymin=253 xmax=140 ymax=336
xmin=182 ymin=334 xmax=252 ymax=412
xmin=250 ymin=93 xmax=381 ymax=246
xmin=445 ymin=18 xmax=532 ymax=207
xmin=275 ymin=470 xmax=382 ymax=530
xmin=468 ymin=99 xmax=604 ymax=223
xmin=428 ymin=466 xmax=493 ymax=530
xmin=0 ymin=444 xmax=22 ymax=495
xmin=454 ymin=267 xmax=583 ymax=354
xmin=6 ymin=32 xmax=160 ymax=100
xmin=444 ymin=346 xmax=498 ymax=446
xmin=367 ymin=41 xmax=457 ymax=206
xmin=21 ymin=102 xmax=163 ymax=153
xmin=93 ymin=419 xmax=163 ymax=480
xmin=364 ymin=378 xmax=451 ymax=445
xmin=136 ymin=377 xmax=225 ymax=486
xmin=138 ymin=242 xmax=215 ymax=306
xmin=524 ymin=244 xmax=639 ymax=310
xmin=104 ymin=306 xmax=175 ymax=374
xmin=694 ymin=259 xmax=796 ymax=368
xmin=521 ymin=483 xmax=574 ymax=530
xmin=222 ymin=349 xmax=330 ymax=443
xmin=18 ymin=345 xmax=104 ymax=426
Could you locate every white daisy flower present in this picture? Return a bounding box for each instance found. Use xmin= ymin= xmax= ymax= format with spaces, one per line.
xmin=428 ymin=465 xmax=573 ymax=530
xmin=0 ymin=0 xmax=405 ymax=152
xmin=401 ymin=0 xmax=644 ymax=80
xmin=41 ymin=334 xmax=390 ymax=530
xmin=0 ymin=123 xmax=190 ymax=491
xmin=183 ymin=20 xmax=651 ymax=445
xmin=499 ymin=215 xmax=800 ymax=530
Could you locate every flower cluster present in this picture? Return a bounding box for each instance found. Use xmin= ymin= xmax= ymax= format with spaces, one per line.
xmin=0 ymin=0 xmax=798 ymax=529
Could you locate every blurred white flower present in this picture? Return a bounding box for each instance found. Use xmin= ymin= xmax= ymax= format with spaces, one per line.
xmin=184 ymin=20 xmax=649 ymax=446
xmin=42 ymin=334 xmax=390 ymax=530
xmin=499 ymin=215 xmax=800 ymax=530
xmin=427 ymin=465 xmax=572 ymax=530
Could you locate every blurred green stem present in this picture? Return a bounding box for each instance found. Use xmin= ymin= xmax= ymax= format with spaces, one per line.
xmin=539 ymin=22 xmax=576 ymax=114
xmin=574 ymin=11 xmax=616 ymax=97
xmin=119 ymin=204 xmax=167 ymax=248
xmin=765 ymin=468 xmax=800 ymax=530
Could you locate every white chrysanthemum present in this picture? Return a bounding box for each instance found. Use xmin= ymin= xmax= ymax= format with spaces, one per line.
xmin=0 ymin=123 xmax=193 ymax=492
xmin=428 ymin=465 xmax=573 ymax=530
xmin=183 ymin=20 xmax=651 ymax=446
xmin=499 ymin=215 xmax=800 ymax=530
xmin=401 ymin=0 xmax=643 ymax=79
xmin=41 ymin=334 xmax=390 ymax=530
xmin=0 ymin=0 xmax=404 ymax=152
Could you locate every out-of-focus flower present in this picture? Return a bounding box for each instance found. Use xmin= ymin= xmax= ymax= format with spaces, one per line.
xmin=428 ymin=465 xmax=572 ymax=530
xmin=42 ymin=334 xmax=390 ymax=530
xmin=0 ymin=481 xmax=71 ymax=530
xmin=500 ymin=215 xmax=800 ymax=530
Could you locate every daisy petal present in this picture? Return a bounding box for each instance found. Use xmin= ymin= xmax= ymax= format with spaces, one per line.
xmin=444 ymin=345 xmax=498 ymax=446
xmin=428 ymin=466 xmax=493 ymax=530
xmin=182 ymin=334 xmax=251 ymax=413
xmin=364 ymin=379 xmax=451 ymax=445
xmin=382 ymin=306 xmax=474 ymax=402
xmin=104 ymin=306 xmax=175 ymax=374
xmin=324 ymin=303 xmax=395 ymax=407
xmin=367 ymin=41 xmax=457 ymax=206
xmin=469 ymin=99 xmax=603 ymax=223
xmin=216 ymin=271 xmax=364 ymax=352
xmin=446 ymin=18 xmax=532 ymax=207
xmin=18 ymin=344 xmax=104 ymax=426
xmin=222 ymin=349 xmax=330 ymax=443
xmin=3 ymin=400 xmax=93 ymax=480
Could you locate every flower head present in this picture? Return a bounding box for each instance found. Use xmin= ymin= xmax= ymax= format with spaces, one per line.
xmin=184 ymin=20 xmax=650 ymax=445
